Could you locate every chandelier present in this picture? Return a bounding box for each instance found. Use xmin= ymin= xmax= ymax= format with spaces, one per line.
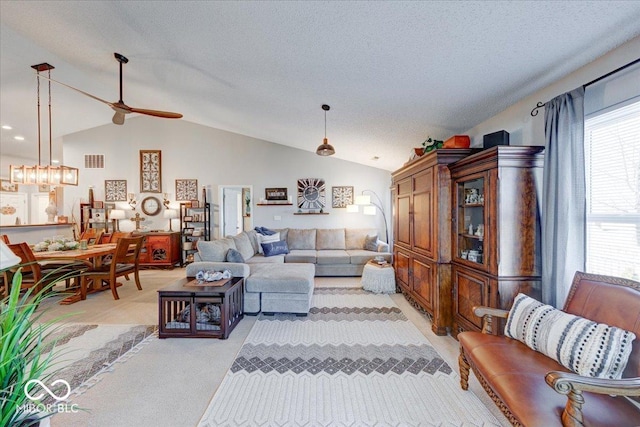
xmin=9 ymin=63 xmax=78 ymax=186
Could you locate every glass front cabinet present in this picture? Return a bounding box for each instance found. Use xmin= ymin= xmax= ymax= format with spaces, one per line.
xmin=449 ymin=146 xmax=545 ymax=337
xmin=454 ymin=174 xmax=488 ymax=271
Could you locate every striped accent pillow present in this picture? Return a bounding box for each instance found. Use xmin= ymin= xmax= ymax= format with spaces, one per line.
xmin=505 ymin=293 xmax=636 ymax=379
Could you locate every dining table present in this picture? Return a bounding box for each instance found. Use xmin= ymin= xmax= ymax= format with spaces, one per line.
xmin=33 ymin=243 xmax=117 ymax=304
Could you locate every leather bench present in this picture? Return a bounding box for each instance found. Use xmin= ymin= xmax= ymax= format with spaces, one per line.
xmin=458 ymin=271 xmax=640 ymax=427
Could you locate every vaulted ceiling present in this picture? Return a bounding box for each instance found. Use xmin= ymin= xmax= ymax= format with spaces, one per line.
xmin=2 ymin=1 xmax=640 ymax=171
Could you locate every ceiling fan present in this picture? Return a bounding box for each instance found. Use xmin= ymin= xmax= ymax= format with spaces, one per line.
xmin=39 ymin=52 xmax=183 ymax=125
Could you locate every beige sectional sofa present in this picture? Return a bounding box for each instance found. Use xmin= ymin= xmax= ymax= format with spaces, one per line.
xmin=193 ymin=228 xmax=391 ymax=276
xmin=186 ymin=228 xmax=392 ymax=315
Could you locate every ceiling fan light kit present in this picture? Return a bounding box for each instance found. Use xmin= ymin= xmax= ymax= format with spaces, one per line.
xmin=316 ymin=104 xmax=335 ymax=156
xmin=9 ymin=63 xmax=79 ymax=186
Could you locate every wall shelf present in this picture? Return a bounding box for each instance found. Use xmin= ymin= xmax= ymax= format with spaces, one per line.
xmin=293 ymin=212 xmax=329 ymax=215
xmin=256 ymin=203 xmax=293 ymax=206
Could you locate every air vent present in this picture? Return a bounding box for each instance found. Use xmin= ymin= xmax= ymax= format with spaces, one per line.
xmin=84 ymin=154 xmax=105 ymax=169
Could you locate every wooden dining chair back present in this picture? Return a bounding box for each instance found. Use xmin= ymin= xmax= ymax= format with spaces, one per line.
xmin=109 ymin=231 xmax=132 ymax=243
xmin=81 ymin=235 xmax=144 ymax=300
xmin=0 ymin=234 xmax=10 ymax=244
xmin=79 ymin=228 xmax=103 ymax=246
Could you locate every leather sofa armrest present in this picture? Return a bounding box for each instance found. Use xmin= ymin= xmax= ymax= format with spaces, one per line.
xmin=473 ymin=306 xmax=509 ymax=334
xmin=545 ymin=371 xmax=640 ymax=426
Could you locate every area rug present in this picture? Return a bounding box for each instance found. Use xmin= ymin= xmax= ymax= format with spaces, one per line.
xmin=39 ymin=323 xmax=157 ymax=405
xmin=198 ymin=288 xmax=500 ymax=426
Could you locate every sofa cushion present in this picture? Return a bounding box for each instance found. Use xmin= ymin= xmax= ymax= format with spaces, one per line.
xmin=197 ymin=238 xmax=236 ymax=262
xmin=257 ymin=232 xmax=280 ymax=254
xmin=347 ymin=249 xmax=391 ymax=265
xmin=246 ymin=263 xmax=315 ymax=294
xmin=287 ymin=229 xmax=316 ymax=250
xmin=345 ymin=228 xmax=378 ymax=250
xmin=246 ymin=253 xmax=285 ymax=264
xmin=316 ymin=229 xmax=346 ymax=250
xmin=285 ymin=250 xmax=316 ymax=263
xmin=231 ymin=232 xmax=255 ymax=261
xmin=316 ymin=250 xmax=350 ymax=265
xmin=245 ymin=229 xmax=260 ymax=254
xmin=226 ymin=248 xmax=245 ymax=263
xmin=505 ymin=293 xmax=636 ymax=379
xmin=262 ymin=240 xmax=289 ymax=257
xmin=364 ymin=234 xmax=378 ymax=251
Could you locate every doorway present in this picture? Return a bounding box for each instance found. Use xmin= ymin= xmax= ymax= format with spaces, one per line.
xmin=218 ymin=185 xmax=252 ymax=238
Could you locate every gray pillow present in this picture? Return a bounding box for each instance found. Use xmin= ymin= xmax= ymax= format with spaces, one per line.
xmin=226 ymin=248 xmax=245 ymax=263
xmin=364 ymin=234 xmax=378 ymax=251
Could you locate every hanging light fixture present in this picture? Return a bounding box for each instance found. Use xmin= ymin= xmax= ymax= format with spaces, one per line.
xmin=316 ymin=104 xmax=335 ymax=156
xmin=9 ymin=63 xmax=79 ymax=186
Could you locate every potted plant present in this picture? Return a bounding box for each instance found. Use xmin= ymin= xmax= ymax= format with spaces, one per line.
xmin=1 ymin=250 xmax=80 ymax=426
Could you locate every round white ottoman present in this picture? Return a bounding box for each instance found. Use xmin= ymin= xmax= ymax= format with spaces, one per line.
xmin=361 ymin=263 xmax=396 ymax=294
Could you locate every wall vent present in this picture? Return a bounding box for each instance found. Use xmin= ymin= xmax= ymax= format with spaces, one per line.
xmin=84 ymin=154 xmax=105 ymax=169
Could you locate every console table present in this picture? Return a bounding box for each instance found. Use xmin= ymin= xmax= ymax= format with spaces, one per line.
xmin=158 ymin=277 xmax=244 ymax=339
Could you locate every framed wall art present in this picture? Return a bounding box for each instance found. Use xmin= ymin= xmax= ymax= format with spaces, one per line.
xmin=297 ymin=178 xmax=326 ymax=210
xmin=1 ymin=180 xmax=18 ymax=192
xmin=105 ymin=179 xmax=127 ymax=201
xmin=265 ymin=188 xmax=288 ymax=201
xmin=332 ymin=186 xmax=354 ymax=208
xmin=140 ymin=150 xmax=162 ymax=193
xmin=175 ymin=179 xmax=198 ymax=201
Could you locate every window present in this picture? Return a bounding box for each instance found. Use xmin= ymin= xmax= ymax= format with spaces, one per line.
xmin=584 ymin=100 xmax=640 ymax=280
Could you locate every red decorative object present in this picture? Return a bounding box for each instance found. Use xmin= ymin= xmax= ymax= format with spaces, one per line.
xmin=443 ymin=135 xmax=471 ymax=148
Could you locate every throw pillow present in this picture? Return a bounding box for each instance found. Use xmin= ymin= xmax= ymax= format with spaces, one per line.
xmin=254 ymin=226 xmax=277 ymax=236
xmin=257 ymin=232 xmax=280 ymax=254
xmin=226 ymin=248 xmax=245 ymax=263
xmin=364 ymin=234 xmax=378 ymax=252
xmin=261 ymin=240 xmax=289 ymax=257
xmin=505 ymin=293 xmax=636 ymax=379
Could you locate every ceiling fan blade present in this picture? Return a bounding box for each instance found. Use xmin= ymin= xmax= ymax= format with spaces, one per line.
xmin=112 ymin=111 xmax=125 ymax=125
xmin=37 ymin=74 xmax=113 ymax=106
xmin=129 ymin=107 xmax=183 ymax=119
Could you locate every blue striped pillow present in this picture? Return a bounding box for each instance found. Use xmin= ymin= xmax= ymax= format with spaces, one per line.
xmin=505 ymin=293 xmax=635 ymax=379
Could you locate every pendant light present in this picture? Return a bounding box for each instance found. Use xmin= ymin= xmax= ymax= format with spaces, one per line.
xmin=9 ymin=63 xmax=79 ymax=186
xmin=316 ymin=104 xmax=335 ymax=156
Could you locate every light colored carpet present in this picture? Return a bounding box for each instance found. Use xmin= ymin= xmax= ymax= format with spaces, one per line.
xmin=198 ymin=287 xmax=501 ymax=426
xmin=34 ymin=271 xmax=508 ymax=427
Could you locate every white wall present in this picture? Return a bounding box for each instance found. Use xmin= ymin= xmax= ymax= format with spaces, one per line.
xmin=462 ymin=36 xmax=640 ymax=147
xmin=61 ymin=117 xmax=392 ymax=240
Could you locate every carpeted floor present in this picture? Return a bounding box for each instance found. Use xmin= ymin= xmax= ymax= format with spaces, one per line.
xmin=198 ymin=287 xmax=501 ymax=426
xmin=33 ymin=270 xmax=509 ymax=427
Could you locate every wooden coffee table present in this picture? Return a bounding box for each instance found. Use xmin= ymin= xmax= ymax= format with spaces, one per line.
xmin=158 ymin=276 xmax=244 ymax=339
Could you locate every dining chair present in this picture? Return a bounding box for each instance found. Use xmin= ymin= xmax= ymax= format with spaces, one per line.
xmin=5 ymin=242 xmax=85 ymax=294
xmin=108 ymin=231 xmax=132 ymax=243
xmin=81 ymin=235 xmax=144 ymax=300
xmin=79 ymin=228 xmax=104 ymax=246
xmin=0 ymin=234 xmax=10 ymax=244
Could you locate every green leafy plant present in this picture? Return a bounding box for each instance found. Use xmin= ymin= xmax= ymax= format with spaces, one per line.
xmin=1 ymin=267 xmax=78 ymax=426
xmin=422 ymin=137 xmax=443 ymax=153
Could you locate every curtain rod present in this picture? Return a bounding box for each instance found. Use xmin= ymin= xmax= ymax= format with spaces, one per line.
xmin=530 ymin=57 xmax=640 ymax=117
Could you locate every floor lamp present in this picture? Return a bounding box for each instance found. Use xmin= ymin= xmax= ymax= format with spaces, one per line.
xmin=353 ymin=190 xmax=389 ymax=243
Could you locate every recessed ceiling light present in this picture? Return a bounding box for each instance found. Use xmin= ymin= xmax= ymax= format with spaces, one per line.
xmin=371 ymin=156 xmax=380 ymax=161
xmin=52 ymin=159 xmax=60 ymax=164
xmin=2 ymin=125 xmax=12 ymax=130
xmin=14 ymin=135 xmax=24 ymax=141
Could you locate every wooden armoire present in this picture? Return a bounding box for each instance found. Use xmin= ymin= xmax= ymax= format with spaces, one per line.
xmin=392 ymin=149 xmax=472 ymax=335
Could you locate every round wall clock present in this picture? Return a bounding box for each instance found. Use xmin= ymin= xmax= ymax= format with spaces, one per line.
xmin=297 ymin=178 xmax=326 ymax=210
xmin=141 ymin=196 xmax=162 ymax=216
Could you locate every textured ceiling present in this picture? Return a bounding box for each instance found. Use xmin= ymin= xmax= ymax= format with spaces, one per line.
xmin=1 ymin=1 xmax=640 ymax=171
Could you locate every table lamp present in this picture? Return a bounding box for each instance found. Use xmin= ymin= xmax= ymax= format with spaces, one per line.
xmin=110 ymin=209 xmax=126 ymax=232
xmin=0 ymin=241 xmax=21 ymax=270
xmin=164 ymin=209 xmax=178 ymax=231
